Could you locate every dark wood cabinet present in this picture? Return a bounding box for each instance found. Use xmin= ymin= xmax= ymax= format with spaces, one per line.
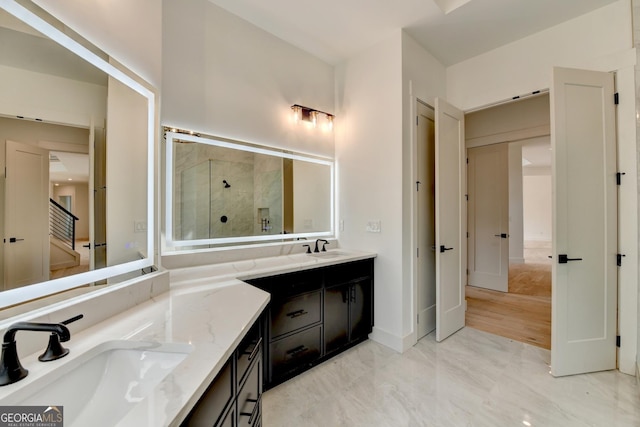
xmin=324 ymin=278 xmax=372 ymax=355
xmin=247 ymin=258 xmax=374 ymax=389
xmin=181 ymin=315 xmax=264 ymax=427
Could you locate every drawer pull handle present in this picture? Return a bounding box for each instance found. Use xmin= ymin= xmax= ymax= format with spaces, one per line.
xmin=243 ymin=337 xmax=263 ymax=362
xmin=286 ymin=309 xmax=308 ymax=318
xmin=240 ymin=394 xmax=262 ymax=425
xmin=286 ymin=345 xmax=307 ymax=355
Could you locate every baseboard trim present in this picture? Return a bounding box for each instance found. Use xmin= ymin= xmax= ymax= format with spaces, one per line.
xmin=369 ymin=327 xmax=404 ymax=353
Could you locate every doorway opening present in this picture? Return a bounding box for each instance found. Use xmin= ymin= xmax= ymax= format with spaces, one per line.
xmin=465 ymin=136 xmax=552 ymax=349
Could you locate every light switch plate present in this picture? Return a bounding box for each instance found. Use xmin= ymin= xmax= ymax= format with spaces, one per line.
xmin=366 ymin=220 xmax=381 ymax=233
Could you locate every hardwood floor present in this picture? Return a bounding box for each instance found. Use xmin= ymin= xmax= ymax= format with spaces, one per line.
xmin=466 ymin=262 xmax=551 ymax=349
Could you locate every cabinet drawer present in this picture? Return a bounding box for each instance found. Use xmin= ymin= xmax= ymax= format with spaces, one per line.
xmin=270 ymin=325 xmax=322 ymax=379
xmin=237 ymin=357 xmax=262 ymax=427
xmin=271 ymin=291 xmax=321 ymax=338
xmin=237 ymin=322 xmax=262 ymax=387
xmin=182 ymin=359 xmax=233 ymax=426
xmin=324 ymin=259 xmax=373 ymax=285
xmin=267 ymin=269 xmax=322 ymax=297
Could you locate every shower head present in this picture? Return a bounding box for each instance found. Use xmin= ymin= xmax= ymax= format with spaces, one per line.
xmin=223 ymin=180 xmax=231 ymax=188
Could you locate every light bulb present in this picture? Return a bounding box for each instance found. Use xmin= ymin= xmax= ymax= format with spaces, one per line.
xmin=326 ymin=115 xmax=334 ymax=131
xmin=292 ymin=105 xmax=302 ymax=123
xmin=310 ymin=110 xmax=318 ymax=128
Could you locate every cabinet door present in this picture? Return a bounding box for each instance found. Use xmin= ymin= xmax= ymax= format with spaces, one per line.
xmin=324 ymin=284 xmax=349 ymax=354
xmin=350 ymin=278 xmax=373 ymax=344
xmin=237 ymin=355 xmax=262 ymax=427
xmin=182 ymin=359 xmax=234 ymax=426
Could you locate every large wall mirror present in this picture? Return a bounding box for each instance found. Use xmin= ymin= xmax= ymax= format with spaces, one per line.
xmin=164 ymin=130 xmax=333 ymax=249
xmin=0 ymin=0 xmax=155 ymax=312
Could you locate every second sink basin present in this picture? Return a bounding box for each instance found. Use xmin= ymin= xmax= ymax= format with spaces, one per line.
xmin=308 ymin=250 xmax=349 ymax=259
xmin=1 ymin=340 xmax=192 ymax=427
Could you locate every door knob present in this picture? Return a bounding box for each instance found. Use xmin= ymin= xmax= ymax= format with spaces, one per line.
xmin=558 ymin=254 xmax=582 ymax=264
xmin=494 ymin=233 xmax=508 ymax=238
xmin=440 ymin=245 xmax=454 ymax=253
xmin=8 ymin=237 xmax=24 ymax=243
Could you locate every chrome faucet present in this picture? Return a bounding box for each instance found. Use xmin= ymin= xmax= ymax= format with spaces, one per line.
xmin=0 ymin=314 xmax=82 ymax=386
xmin=314 ymin=239 xmax=329 ymax=253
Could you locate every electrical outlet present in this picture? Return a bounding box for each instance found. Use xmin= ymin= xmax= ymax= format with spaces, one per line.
xmin=134 ymin=221 xmax=147 ymax=232
xmin=339 ymin=219 xmax=344 ymax=232
xmin=366 ymin=220 xmax=381 ymax=233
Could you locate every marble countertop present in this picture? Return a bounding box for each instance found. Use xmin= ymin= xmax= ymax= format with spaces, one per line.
xmin=0 ymin=248 xmax=375 ymax=426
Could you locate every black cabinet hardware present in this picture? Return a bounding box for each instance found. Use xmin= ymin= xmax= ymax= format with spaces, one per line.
xmin=286 ymin=345 xmax=307 ymax=355
xmin=286 ymin=309 xmax=308 ymax=319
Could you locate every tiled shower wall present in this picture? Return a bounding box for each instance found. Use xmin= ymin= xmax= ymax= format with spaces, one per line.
xmin=174 ymin=142 xmax=282 ymax=240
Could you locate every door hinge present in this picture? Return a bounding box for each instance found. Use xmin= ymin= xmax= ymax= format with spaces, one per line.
xmin=416 ymin=116 xmax=418 ymax=126
xmin=466 ymin=158 xmax=469 ymax=164
xmin=417 ymin=247 xmax=419 ymax=258
xmin=616 ymin=172 xmax=625 ymax=185
xmin=465 ymin=194 xmax=469 ymax=201
xmin=466 ymin=232 xmax=469 ymax=238
xmin=614 ymin=93 xmax=619 ymax=105
xmin=617 ymin=253 xmax=626 ymax=267
xmin=466 ymin=269 xmax=469 ymax=275
xmin=616 ymin=335 xmax=621 ymax=347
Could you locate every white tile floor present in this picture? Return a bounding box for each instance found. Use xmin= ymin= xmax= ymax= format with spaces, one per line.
xmin=262 ymin=327 xmax=640 ymax=426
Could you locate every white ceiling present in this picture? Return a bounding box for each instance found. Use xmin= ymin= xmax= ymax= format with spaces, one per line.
xmin=50 ymin=151 xmax=89 ymax=183
xmin=207 ymin=0 xmax=619 ymax=65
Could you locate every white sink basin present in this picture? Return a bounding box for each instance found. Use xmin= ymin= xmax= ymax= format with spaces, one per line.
xmin=308 ymin=250 xmax=349 ymax=259
xmin=1 ymin=340 xmax=191 ymax=427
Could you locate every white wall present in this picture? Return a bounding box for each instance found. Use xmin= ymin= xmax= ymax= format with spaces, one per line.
xmin=162 ymin=0 xmax=335 ymax=159
xmin=508 ymin=143 xmax=524 ymax=263
xmin=0 ymin=65 xmax=106 ymax=128
xmin=33 ymin=0 xmax=162 ymax=88
xmin=522 ymin=174 xmax=552 ymax=242
xmin=106 ymin=76 xmax=148 ymax=269
xmin=447 ymin=0 xmax=633 ymax=110
xmin=335 ymin=31 xmax=404 ymax=350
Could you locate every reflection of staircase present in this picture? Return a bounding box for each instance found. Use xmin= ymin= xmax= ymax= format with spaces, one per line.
xmin=50 ymin=236 xmax=80 ymax=270
xmin=49 ymin=198 xmax=80 ymax=271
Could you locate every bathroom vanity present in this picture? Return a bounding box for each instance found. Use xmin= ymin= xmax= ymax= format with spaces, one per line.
xmin=246 ymin=258 xmax=374 ymax=388
xmin=175 ymin=250 xmax=374 ymax=426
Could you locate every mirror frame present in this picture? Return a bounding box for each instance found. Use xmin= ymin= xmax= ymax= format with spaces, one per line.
xmin=164 ymin=130 xmax=334 ymax=248
xmin=0 ymin=0 xmax=155 ymax=309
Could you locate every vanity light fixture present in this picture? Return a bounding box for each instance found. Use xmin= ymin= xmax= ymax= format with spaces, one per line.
xmin=290 ymin=104 xmax=334 ymax=130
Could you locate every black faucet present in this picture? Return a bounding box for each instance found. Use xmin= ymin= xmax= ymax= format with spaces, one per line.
xmin=0 ymin=314 xmax=82 ymax=386
xmin=314 ymin=239 xmax=329 ymax=253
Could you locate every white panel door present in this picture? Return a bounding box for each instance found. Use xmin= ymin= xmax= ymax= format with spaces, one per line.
xmin=5 ymin=140 xmax=49 ymax=289
xmin=468 ymin=143 xmax=509 ymax=292
xmin=417 ymin=102 xmax=436 ymax=339
xmin=435 ymin=98 xmax=467 ymax=342
xmin=551 ymin=67 xmax=617 ymax=376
